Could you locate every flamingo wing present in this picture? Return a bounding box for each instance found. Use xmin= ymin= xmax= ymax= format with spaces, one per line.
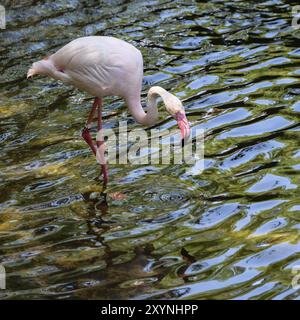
xmin=50 ymin=36 xmax=143 ymax=98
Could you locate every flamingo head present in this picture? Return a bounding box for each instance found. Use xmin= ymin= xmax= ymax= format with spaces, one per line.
xmin=165 ymin=95 xmax=190 ymax=142
xmin=148 ymin=86 xmax=191 ymax=142
xmin=27 ymin=59 xmax=53 ymax=79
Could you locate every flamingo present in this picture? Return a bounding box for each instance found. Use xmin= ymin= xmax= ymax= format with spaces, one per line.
xmin=27 ymin=36 xmax=190 ymax=187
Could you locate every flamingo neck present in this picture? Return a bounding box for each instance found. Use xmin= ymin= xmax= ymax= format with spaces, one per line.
xmin=126 ymin=86 xmax=172 ymax=126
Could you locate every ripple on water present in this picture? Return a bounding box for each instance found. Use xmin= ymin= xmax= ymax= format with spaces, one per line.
xmin=22 ymin=194 xmax=83 ymax=212
xmin=246 ymin=174 xmax=297 ymax=193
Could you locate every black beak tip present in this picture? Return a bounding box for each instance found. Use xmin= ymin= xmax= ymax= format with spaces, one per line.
xmin=181 ymin=138 xmax=185 ymax=148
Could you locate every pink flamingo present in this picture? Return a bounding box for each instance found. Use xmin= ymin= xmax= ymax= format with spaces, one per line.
xmin=27 ymin=36 xmax=190 ymax=187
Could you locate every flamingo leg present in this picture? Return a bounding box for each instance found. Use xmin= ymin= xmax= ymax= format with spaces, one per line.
xmin=95 ymin=98 xmax=109 ymax=187
xmin=81 ymin=98 xmax=99 ymax=155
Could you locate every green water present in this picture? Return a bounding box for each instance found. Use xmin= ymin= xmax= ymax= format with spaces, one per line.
xmin=0 ymin=0 xmax=300 ymax=299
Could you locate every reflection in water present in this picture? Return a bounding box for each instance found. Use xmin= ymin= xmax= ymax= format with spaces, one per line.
xmin=0 ymin=0 xmax=300 ymax=299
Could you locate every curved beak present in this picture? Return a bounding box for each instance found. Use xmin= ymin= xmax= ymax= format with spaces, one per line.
xmin=27 ymin=68 xmax=37 ymax=79
xmin=175 ymin=111 xmax=191 ymax=142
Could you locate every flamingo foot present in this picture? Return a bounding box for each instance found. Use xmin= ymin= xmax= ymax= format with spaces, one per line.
xmin=101 ymin=164 xmax=109 ymax=187
xmin=96 ymin=141 xmax=108 ymax=187
xmin=82 ymin=97 xmax=109 ymax=188
xmin=109 ymin=192 xmax=127 ymax=200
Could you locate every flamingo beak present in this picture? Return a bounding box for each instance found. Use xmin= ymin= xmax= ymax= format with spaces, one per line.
xmin=175 ymin=111 xmax=190 ymax=143
xmin=27 ymin=68 xmax=37 ymax=79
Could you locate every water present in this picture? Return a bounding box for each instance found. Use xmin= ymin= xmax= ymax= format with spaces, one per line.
xmin=0 ymin=0 xmax=300 ymax=300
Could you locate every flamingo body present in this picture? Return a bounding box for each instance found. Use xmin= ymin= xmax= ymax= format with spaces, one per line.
xmin=50 ymin=36 xmax=143 ymax=99
xmin=27 ymin=36 xmax=190 ymax=186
